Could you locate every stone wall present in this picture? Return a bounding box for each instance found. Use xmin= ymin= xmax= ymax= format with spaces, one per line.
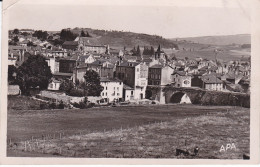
xmin=8 ymin=85 xmax=20 ymax=95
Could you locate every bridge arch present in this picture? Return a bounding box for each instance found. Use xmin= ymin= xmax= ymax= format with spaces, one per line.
xmin=170 ymin=92 xmax=192 ymax=104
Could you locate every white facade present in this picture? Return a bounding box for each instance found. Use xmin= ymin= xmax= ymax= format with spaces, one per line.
xmin=101 ymin=80 xmax=123 ymax=103
xmin=8 ymin=58 xmax=17 ymax=66
xmin=134 ymin=87 xmax=146 ymax=100
xmin=48 ymin=80 xmax=61 ymax=91
xmin=84 ymin=55 xmax=95 ymax=64
xmin=46 ymin=57 xmax=56 ymax=74
xmin=134 ymin=63 xmax=148 ymax=100
xmin=205 ymin=83 xmax=223 ymax=91
xmin=124 ymin=89 xmax=134 ymax=101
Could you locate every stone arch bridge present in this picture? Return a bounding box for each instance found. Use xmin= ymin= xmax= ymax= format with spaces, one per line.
xmin=146 ymin=86 xmax=250 ymax=108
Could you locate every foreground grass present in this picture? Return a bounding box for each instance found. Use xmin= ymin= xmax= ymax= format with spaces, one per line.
xmin=7 ymin=106 xmax=249 ymax=159
xmin=8 ymin=95 xmax=47 ymax=110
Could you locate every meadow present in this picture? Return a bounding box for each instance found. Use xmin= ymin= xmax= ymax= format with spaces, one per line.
xmin=7 ymin=98 xmax=249 ymax=159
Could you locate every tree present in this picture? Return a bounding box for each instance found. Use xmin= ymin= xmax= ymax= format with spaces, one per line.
xmin=33 ymin=30 xmax=48 ymax=41
xmin=16 ymin=55 xmax=52 ymax=95
xmin=13 ymin=36 xmax=19 ymax=43
xmin=136 ymin=45 xmax=141 ymax=56
xmin=21 ymin=32 xmax=28 ymax=36
xmin=13 ymin=29 xmax=19 ymax=34
xmin=83 ymin=70 xmax=103 ymax=96
xmin=150 ymin=46 xmax=155 ymax=55
xmin=60 ymin=29 xmax=77 ymax=41
xmin=27 ymin=41 xmax=35 ymax=47
xmin=59 ymin=79 xmax=74 ymax=93
xmin=8 ymin=65 xmax=17 ymax=84
xmin=86 ymin=31 xmax=91 ymax=37
xmin=81 ymin=30 xmax=87 ymax=37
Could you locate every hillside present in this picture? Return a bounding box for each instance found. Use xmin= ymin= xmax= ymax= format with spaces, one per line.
xmin=68 ymin=28 xmax=179 ymax=49
xmin=171 ymin=34 xmax=251 ymax=46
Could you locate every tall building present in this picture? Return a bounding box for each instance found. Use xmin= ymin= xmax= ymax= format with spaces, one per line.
xmin=115 ymin=61 xmax=148 ymax=100
xmin=148 ymin=64 xmax=174 ymax=85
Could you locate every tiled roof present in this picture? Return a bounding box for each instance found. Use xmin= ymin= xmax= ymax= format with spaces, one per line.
xmin=62 ymin=41 xmax=78 ymax=46
xmin=123 ymin=84 xmax=134 ymax=90
xmin=53 ymin=72 xmax=73 ymax=76
xmin=201 ymin=75 xmax=222 ymax=84
xmin=76 ymin=64 xmax=88 ymax=69
xmin=150 ymin=64 xmax=163 ymax=68
xmin=198 ymin=66 xmax=209 ymax=71
xmin=90 ymin=59 xmax=107 ymax=66
xmin=142 ymin=58 xmax=153 ymax=63
xmin=208 ymin=66 xmax=218 ymax=71
xmin=78 ymin=37 xmax=104 ymax=46
xmin=124 ymin=55 xmax=137 ymax=61
xmin=118 ymin=61 xmax=140 ymax=67
xmin=9 ymin=45 xmax=26 ymax=50
xmin=172 ymin=71 xmax=187 ymax=76
xmin=77 ymin=55 xmax=91 ymax=62
xmin=100 ymin=77 xmax=122 ymax=82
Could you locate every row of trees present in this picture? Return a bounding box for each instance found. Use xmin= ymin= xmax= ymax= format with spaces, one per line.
xmin=33 ymin=30 xmax=49 ymax=41
xmin=131 ymin=45 xmax=142 ymax=56
xmin=130 ymin=45 xmax=157 ymax=56
xmin=60 ymin=29 xmax=77 ymax=41
xmin=143 ymin=46 xmax=155 ymax=55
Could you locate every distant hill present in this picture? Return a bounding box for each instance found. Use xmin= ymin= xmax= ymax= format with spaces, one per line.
xmin=62 ymin=28 xmax=179 ymax=49
xmin=171 ymin=34 xmax=251 ymax=46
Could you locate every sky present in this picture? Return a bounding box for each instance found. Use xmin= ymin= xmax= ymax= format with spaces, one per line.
xmin=5 ymin=0 xmax=251 ymax=38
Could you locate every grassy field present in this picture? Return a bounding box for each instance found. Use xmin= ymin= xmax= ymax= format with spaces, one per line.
xmin=8 ymin=95 xmax=47 ymax=110
xmin=7 ymin=103 xmax=249 ymax=159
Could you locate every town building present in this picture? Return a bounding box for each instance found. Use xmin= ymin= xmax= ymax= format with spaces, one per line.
xmin=77 ymin=54 xmax=95 ymax=66
xmin=62 ymin=41 xmax=78 ymax=51
xmin=59 ymin=55 xmax=78 ymax=73
xmin=115 ymin=61 xmax=148 ymax=100
xmin=148 ymin=64 xmax=174 ymax=85
xmin=75 ymin=36 xmax=107 ymax=54
xmin=171 ymin=71 xmax=192 ymax=87
xmin=73 ymin=60 xmax=115 ymax=83
xmin=192 ymin=74 xmax=223 ymax=91
xmin=100 ymin=77 xmax=123 ymax=103
xmin=48 ymin=79 xmax=62 ymax=91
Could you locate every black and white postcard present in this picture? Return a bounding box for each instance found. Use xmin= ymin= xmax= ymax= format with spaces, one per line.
xmin=1 ymin=0 xmax=259 ymax=165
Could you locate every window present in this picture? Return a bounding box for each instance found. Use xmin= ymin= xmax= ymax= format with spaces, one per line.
xmin=117 ymin=87 xmax=119 ymax=91
xmin=137 ymin=68 xmax=139 ymax=72
xmin=117 ymin=93 xmax=120 ymax=96
xmin=102 ymin=92 xmax=104 ymax=96
xmin=131 ymin=91 xmax=134 ymax=95
xmin=49 ymin=83 xmax=53 ymax=88
xmin=106 ymin=87 xmax=108 ymax=90
xmin=106 ymin=92 xmax=107 ymax=96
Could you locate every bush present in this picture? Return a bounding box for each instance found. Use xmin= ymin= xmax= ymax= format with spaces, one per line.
xmin=49 ymin=102 xmax=56 ymax=109
xmin=68 ymin=89 xmax=85 ymax=97
xmin=151 ymin=101 xmax=156 ymax=104
xmin=72 ymin=101 xmax=95 ymax=109
xmin=40 ymin=103 xmax=47 ymax=110
xmin=58 ymin=101 xmax=65 ymax=109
